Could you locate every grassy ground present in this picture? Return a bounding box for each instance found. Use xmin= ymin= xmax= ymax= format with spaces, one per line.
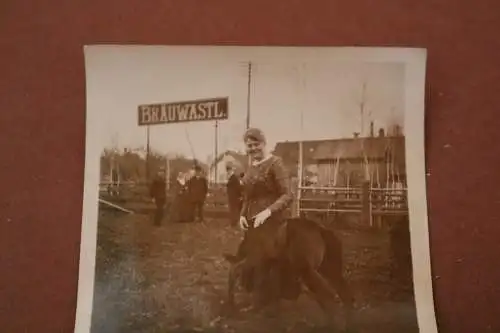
xmin=90 ymin=210 xmax=418 ymax=333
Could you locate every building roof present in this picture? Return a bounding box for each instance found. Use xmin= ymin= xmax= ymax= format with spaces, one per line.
xmin=273 ymin=135 xmax=406 ymax=171
xmin=313 ymin=136 xmax=403 ymax=158
xmin=272 ymin=140 xmax=325 ymax=165
xmin=313 ymin=136 xmax=406 ymax=171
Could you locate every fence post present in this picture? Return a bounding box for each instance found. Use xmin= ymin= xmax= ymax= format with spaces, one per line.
xmin=361 ymin=181 xmax=373 ymax=227
xmin=291 ymin=177 xmax=300 ymax=218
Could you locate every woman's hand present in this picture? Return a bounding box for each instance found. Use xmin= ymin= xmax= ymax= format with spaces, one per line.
xmin=239 ymin=216 xmax=249 ymax=230
xmin=253 ymin=209 xmax=271 ymax=228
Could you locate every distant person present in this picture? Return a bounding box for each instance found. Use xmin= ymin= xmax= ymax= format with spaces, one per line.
xmin=149 ymin=169 xmax=167 ymax=226
xmin=176 ymin=172 xmax=186 ymax=186
xmin=172 ymin=172 xmax=191 ymax=223
xmin=187 ymin=165 xmax=208 ymax=222
xmin=226 ymin=164 xmax=243 ymax=227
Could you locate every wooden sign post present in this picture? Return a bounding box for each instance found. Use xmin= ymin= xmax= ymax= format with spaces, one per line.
xmin=137 ymin=97 xmax=229 ymax=182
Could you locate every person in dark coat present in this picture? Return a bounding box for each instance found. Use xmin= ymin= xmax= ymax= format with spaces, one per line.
xmin=226 ymin=163 xmax=243 ymax=227
xmin=172 ymin=172 xmax=192 ymax=223
xmin=389 ymin=215 xmax=412 ymax=284
xmin=187 ymin=165 xmax=208 ymax=222
xmin=149 ymin=169 xmax=167 ymax=226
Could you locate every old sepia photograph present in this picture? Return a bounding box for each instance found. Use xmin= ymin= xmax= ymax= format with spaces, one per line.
xmin=76 ymin=46 xmax=435 ymax=333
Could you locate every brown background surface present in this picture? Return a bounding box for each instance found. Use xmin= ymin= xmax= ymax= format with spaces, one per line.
xmin=1 ymin=0 xmax=500 ymax=332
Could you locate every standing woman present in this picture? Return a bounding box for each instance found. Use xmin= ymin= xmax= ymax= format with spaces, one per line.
xmin=236 ymin=127 xmax=299 ymax=303
xmin=172 ymin=172 xmax=189 ymax=223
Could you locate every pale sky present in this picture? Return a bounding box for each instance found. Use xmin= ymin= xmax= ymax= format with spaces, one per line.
xmin=85 ymin=46 xmax=405 ymax=162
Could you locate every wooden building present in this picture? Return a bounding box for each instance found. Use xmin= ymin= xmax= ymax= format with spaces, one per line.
xmin=273 ymin=129 xmax=406 ymax=189
xmin=312 ymin=132 xmax=406 ymax=188
xmin=272 ymin=140 xmax=324 ymax=182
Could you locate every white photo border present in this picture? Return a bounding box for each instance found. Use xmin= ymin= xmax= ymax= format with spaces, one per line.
xmin=75 ymin=45 xmax=435 ymax=333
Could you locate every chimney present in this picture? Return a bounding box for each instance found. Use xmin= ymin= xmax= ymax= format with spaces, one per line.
xmin=353 ymin=132 xmax=360 ymax=139
xmin=369 ymin=121 xmax=374 ymax=137
xmin=378 ymin=128 xmax=385 ymax=137
xmin=394 ymin=124 xmax=402 ymax=136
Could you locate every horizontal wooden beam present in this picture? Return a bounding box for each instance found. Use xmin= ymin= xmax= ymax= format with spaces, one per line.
xmin=98 ymin=198 xmax=134 ymax=214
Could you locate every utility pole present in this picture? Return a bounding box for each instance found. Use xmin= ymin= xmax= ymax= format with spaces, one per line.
xmin=246 ymin=61 xmax=253 ymax=166
xmin=246 ymin=62 xmax=252 ymax=130
xmin=146 ymin=125 xmax=150 ymax=182
xmin=296 ymin=63 xmax=306 ymax=218
xmin=214 ymin=120 xmax=219 ymax=184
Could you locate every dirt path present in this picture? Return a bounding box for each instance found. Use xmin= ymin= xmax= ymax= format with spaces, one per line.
xmin=91 ymin=212 xmax=418 ymax=333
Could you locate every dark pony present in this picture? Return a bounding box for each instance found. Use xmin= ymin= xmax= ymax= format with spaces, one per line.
xmin=224 ymin=216 xmax=356 ymax=332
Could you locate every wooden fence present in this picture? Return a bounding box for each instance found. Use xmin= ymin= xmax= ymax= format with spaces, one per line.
xmin=297 ymin=181 xmax=408 ymax=227
xmin=99 ymin=180 xmax=408 ymax=227
xmin=99 ymin=181 xmax=230 ymax=217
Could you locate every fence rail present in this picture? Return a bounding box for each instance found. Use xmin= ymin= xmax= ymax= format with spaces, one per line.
xmin=98 ymin=181 xmax=230 ymax=216
xmin=297 ymin=183 xmax=408 ymax=227
xmin=98 ymin=181 xmax=408 ymax=227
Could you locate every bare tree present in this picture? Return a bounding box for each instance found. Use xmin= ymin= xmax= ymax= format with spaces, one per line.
xmin=356 ymin=81 xmax=372 ymax=182
xmin=100 ymin=146 xmax=206 ymax=184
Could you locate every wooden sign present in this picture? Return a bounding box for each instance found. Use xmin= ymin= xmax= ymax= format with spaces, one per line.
xmin=138 ymin=97 xmax=228 ymax=126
